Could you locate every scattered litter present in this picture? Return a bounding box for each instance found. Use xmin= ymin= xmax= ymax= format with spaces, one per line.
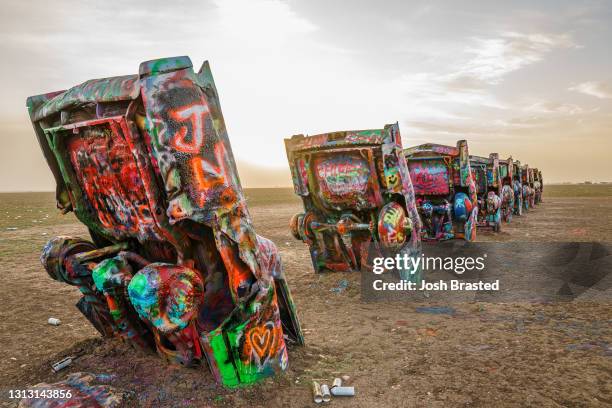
xmin=6 ymin=227 xmax=17 ymax=231
xmin=330 ymin=279 xmax=349 ymax=293
xmin=415 ymin=306 xmax=455 ymax=315
xmin=313 ymin=377 xmax=355 ymax=400
xmin=321 ymin=384 xmax=331 ymax=402
xmin=331 ymin=386 xmax=356 ymax=396
xmin=48 ymin=317 xmax=61 ymax=326
xmin=312 ymin=381 xmax=323 ymax=404
xmin=51 ymin=350 xmax=84 ymax=372
xmin=52 ymin=356 xmax=74 ymax=372
xmin=10 ymin=357 xmax=17 ymax=361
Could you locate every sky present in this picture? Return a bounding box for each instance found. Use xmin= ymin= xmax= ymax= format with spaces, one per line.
xmin=0 ymin=0 xmax=611 ymax=191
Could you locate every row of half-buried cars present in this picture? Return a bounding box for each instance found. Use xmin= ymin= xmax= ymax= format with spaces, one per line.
xmin=27 ymin=57 xmax=543 ymax=390
xmin=285 ymin=124 xmax=543 ymax=274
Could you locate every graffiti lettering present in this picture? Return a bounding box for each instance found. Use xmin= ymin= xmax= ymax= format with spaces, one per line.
xmin=170 ymin=103 xmax=209 ymax=154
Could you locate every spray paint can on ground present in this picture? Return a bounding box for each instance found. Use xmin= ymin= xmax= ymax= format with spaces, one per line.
xmin=312 ymin=381 xmax=323 ymax=404
xmin=51 ymin=356 xmax=73 ymax=372
xmin=321 ymin=384 xmax=331 ymax=402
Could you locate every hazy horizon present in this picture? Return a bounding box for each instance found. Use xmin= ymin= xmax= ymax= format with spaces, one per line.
xmin=1 ymin=0 xmax=611 ymax=191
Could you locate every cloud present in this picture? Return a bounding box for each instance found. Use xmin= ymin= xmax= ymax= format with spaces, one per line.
xmin=523 ymin=101 xmax=592 ymax=115
xmin=569 ymin=81 xmax=612 ymax=99
xmin=397 ymin=31 xmax=576 ymax=113
xmin=396 ymin=71 xmax=504 ymax=111
xmin=460 ymin=32 xmax=576 ymax=84
xmin=406 ymin=117 xmax=529 ymax=138
xmin=405 ymin=92 xmax=606 ymax=147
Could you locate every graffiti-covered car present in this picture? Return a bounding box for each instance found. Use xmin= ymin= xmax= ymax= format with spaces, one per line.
xmin=533 ymin=167 xmax=543 ymax=204
xmin=27 ymin=56 xmax=303 ymax=387
xmin=512 ymin=160 xmax=523 ymax=216
xmin=404 ymin=140 xmax=478 ymax=241
xmin=284 ymin=123 xmax=422 ymax=279
xmin=539 ymin=169 xmax=544 ymax=203
xmin=527 ymin=165 xmax=536 ymax=209
xmin=470 ymin=154 xmax=502 ymax=232
xmin=522 ymin=164 xmax=535 ymax=211
xmin=497 ymin=156 xmax=515 ymax=223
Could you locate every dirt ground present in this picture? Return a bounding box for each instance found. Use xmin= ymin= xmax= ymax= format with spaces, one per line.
xmin=0 ymin=186 xmax=610 ymax=407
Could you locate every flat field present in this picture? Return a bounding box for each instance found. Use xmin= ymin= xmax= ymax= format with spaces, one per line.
xmin=0 ymin=185 xmax=610 ymax=407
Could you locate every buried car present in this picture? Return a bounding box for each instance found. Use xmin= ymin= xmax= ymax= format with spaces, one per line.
xmin=403 ymin=140 xmax=478 ymax=241
xmin=512 ymin=160 xmax=524 ymax=216
xmin=27 ymin=56 xmax=303 ymax=387
xmin=469 ymin=153 xmax=502 ymax=232
xmin=497 ymin=156 xmax=515 ymax=223
xmin=284 ymin=123 xmax=422 ymax=279
xmin=522 ymin=164 xmax=535 ymax=211
xmin=533 ymin=167 xmax=543 ymax=204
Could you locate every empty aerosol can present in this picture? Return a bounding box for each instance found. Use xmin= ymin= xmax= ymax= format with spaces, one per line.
xmin=51 ymin=356 xmax=73 ymax=372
